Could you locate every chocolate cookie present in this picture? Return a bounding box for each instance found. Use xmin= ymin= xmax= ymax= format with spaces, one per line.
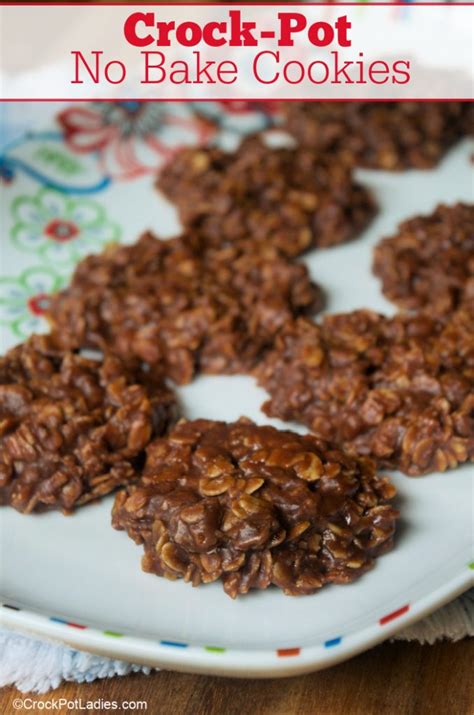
xmin=0 ymin=335 xmax=176 ymax=514
xmin=112 ymin=418 xmax=398 ymax=598
xmin=157 ymin=135 xmax=376 ymax=258
xmin=47 ymin=231 xmax=323 ymax=384
xmin=255 ymin=307 xmax=474 ymax=476
xmin=373 ymin=203 xmax=474 ymax=314
xmin=282 ymin=102 xmax=469 ymax=170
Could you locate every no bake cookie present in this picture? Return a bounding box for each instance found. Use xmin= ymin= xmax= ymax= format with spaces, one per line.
xmin=281 ymin=102 xmax=469 ymax=170
xmin=47 ymin=231 xmax=323 ymax=384
xmin=157 ymin=135 xmax=376 ymax=258
xmin=112 ymin=418 xmax=398 ymax=598
xmin=0 ymin=335 xmax=176 ymax=513
xmin=373 ymin=203 xmax=474 ymax=314
xmin=255 ymin=307 xmax=474 ymax=476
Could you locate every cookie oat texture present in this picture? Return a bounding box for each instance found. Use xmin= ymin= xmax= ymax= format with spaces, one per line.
xmin=0 ymin=335 xmax=176 ymax=513
xmin=157 ymin=135 xmax=376 ymax=258
xmin=47 ymin=231 xmax=322 ymax=384
xmin=281 ymin=102 xmax=470 ymax=170
xmin=255 ymin=307 xmax=474 ymax=476
xmin=112 ymin=418 xmax=398 ymax=598
xmin=373 ymin=203 xmax=474 ymax=314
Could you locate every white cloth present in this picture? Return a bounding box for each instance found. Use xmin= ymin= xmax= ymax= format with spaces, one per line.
xmin=0 ymin=630 xmax=150 ymax=694
xmin=1 ymin=590 xmax=472 ymax=694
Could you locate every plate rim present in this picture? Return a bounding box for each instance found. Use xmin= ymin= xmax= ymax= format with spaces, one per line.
xmin=1 ymin=567 xmax=472 ymax=678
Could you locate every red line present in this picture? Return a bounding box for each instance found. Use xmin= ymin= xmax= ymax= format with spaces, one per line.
xmin=1 ymin=3 xmax=472 ymax=7
xmin=277 ymin=647 xmax=301 ymax=657
xmin=379 ymin=604 xmax=410 ymax=625
xmin=1 ymin=99 xmax=472 ymax=103
xmin=67 ymin=621 xmax=88 ymax=630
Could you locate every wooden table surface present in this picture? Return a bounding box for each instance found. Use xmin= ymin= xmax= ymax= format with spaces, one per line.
xmin=1 ymin=639 xmax=473 ymax=715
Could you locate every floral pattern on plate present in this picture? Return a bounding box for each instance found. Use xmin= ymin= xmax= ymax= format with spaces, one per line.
xmin=57 ymin=102 xmax=215 ymax=181
xmin=0 ymin=266 xmax=64 ymax=338
xmin=10 ymin=187 xmax=120 ymax=267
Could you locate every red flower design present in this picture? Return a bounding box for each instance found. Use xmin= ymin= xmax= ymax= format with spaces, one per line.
xmin=57 ymin=103 xmax=215 ymax=181
xmin=44 ymin=219 xmax=79 ymax=243
xmin=27 ymin=293 xmax=50 ymax=317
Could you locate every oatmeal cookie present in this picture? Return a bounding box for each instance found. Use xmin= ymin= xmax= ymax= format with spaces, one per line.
xmin=281 ymin=102 xmax=468 ymax=170
xmin=255 ymin=307 xmax=474 ymax=476
xmin=112 ymin=418 xmax=398 ymax=598
xmin=157 ymin=135 xmax=376 ymax=258
xmin=47 ymin=231 xmax=323 ymax=384
xmin=373 ymin=203 xmax=474 ymax=314
xmin=0 ymin=335 xmax=176 ymax=513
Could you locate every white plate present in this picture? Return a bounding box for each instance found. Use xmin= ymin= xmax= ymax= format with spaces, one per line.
xmin=0 ymin=112 xmax=473 ymax=677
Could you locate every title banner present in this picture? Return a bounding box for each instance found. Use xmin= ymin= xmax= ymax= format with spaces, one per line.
xmin=0 ymin=3 xmax=473 ymax=100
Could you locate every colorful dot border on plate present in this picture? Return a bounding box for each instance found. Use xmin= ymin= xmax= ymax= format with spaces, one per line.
xmin=0 ymin=603 xmax=404 ymax=656
xmin=2 ymin=561 xmax=472 ymax=660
